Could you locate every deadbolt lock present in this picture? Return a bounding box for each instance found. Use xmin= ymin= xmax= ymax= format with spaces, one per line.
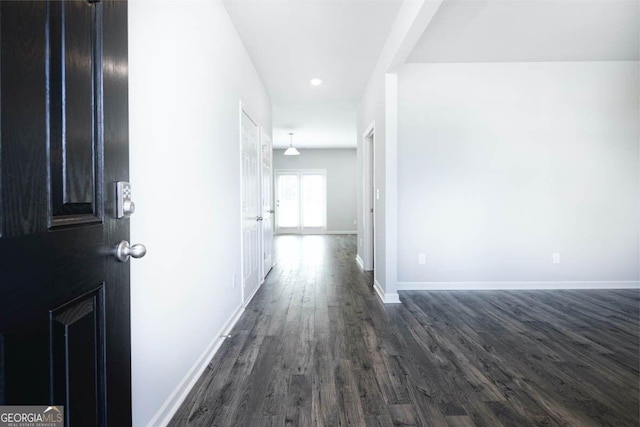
xmin=116 ymin=181 xmax=136 ymax=218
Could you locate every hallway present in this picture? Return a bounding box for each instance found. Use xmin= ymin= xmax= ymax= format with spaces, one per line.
xmin=169 ymin=235 xmax=639 ymax=426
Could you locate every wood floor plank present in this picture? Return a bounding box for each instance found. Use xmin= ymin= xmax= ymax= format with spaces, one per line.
xmin=226 ymin=336 xmax=280 ymax=426
xmin=285 ymin=374 xmax=312 ymax=426
xmin=170 ymin=235 xmax=640 ymax=427
xmin=388 ymin=403 xmax=420 ymax=426
xmin=311 ymin=335 xmax=339 ymax=427
xmin=334 ymin=356 xmax=368 ymax=426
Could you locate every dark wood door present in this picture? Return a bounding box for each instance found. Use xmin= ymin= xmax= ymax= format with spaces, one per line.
xmin=0 ymin=1 xmax=131 ymax=425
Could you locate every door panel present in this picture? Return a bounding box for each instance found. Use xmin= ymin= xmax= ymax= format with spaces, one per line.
xmin=0 ymin=1 xmax=131 ymax=425
xmin=275 ymin=172 xmax=300 ymax=234
xmin=241 ymin=109 xmax=260 ymax=304
xmin=51 ymin=288 xmax=104 ymax=427
xmin=49 ymin=0 xmax=100 ymax=222
xmin=261 ymin=130 xmax=274 ymax=275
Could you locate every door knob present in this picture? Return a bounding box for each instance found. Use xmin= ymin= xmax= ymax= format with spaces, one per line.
xmin=115 ymin=241 xmax=147 ymax=262
xmin=268 ymin=210 xmax=275 ymax=214
xmin=256 ymin=216 xmax=263 ymax=221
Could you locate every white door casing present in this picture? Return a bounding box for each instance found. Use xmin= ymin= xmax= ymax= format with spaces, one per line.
xmin=362 ymin=122 xmax=375 ymax=271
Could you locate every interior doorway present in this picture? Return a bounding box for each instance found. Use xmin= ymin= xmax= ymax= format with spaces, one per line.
xmin=362 ymin=122 xmax=375 ymax=271
xmin=261 ymin=129 xmax=274 ymax=276
xmin=275 ymin=169 xmax=327 ymax=234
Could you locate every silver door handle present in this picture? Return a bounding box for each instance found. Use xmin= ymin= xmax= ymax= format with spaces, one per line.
xmin=115 ymin=241 xmax=147 ymax=262
xmin=256 ymin=216 xmax=263 ymax=221
xmin=268 ymin=210 xmax=275 ymax=214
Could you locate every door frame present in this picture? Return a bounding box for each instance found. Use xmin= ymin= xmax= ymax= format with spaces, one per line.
xmin=259 ymin=127 xmax=274 ymax=280
xmin=275 ymin=169 xmax=327 ymax=235
xmin=238 ymin=100 xmax=262 ymax=305
xmin=362 ymin=121 xmax=376 ymax=271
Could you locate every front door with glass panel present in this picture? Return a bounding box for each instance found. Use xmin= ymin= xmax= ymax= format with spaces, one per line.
xmin=275 ymin=170 xmax=326 ymax=234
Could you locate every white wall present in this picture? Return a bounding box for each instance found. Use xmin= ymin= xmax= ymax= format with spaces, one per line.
xmin=357 ymin=0 xmax=443 ymax=301
xmin=273 ymin=149 xmax=357 ymax=233
xmin=357 ymin=72 xmax=388 ymax=287
xmin=128 ymin=1 xmax=271 ymax=425
xmin=397 ymin=61 xmax=639 ymax=288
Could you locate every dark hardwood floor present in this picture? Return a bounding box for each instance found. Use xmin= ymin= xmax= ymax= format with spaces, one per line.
xmin=170 ymin=235 xmax=640 ymax=426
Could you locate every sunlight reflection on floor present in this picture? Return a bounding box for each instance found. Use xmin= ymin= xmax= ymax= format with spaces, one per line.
xmin=275 ymin=235 xmax=326 ymax=265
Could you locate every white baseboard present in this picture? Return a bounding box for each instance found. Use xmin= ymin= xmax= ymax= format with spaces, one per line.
xmin=373 ymin=279 xmax=384 ymax=301
xmin=397 ymin=280 xmax=640 ymax=291
xmin=326 ymin=231 xmax=357 ymax=235
xmin=355 ymin=255 xmax=364 ymax=270
xmin=374 ymin=279 xmax=401 ymax=304
xmin=146 ymin=303 xmax=245 ymax=427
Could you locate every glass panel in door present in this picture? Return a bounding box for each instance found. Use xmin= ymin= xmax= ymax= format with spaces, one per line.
xmin=301 ymin=173 xmax=325 ymax=232
xmin=276 ymin=173 xmax=300 ymax=233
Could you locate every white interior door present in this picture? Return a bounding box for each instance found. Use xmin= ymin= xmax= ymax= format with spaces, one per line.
xmin=261 ymin=129 xmax=274 ymax=276
xmin=241 ymin=109 xmax=260 ymax=304
xmin=275 ymin=169 xmax=326 ymax=234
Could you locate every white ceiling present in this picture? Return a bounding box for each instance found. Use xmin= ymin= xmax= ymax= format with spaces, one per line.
xmin=273 ymin=105 xmax=356 ymax=149
xmin=224 ymin=0 xmax=638 ymax=148
xmin=408 ymin=0 xmax=640 ymax=63
xmin=223 ymin=0 xmax=402 ymax=148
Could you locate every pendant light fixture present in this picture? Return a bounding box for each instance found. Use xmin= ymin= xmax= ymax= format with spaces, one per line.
xmin=283 ymin=132 xmax=300 ymax=156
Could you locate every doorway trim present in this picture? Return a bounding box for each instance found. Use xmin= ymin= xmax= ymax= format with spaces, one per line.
xmin=362 ymin=121 xmax=375 ymax=272
xmin=260 ymin=128 xmax=274 ymax=280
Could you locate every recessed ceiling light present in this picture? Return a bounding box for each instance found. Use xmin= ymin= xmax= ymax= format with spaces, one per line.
xmin=310 ymin=78 xmax=323 ymax=86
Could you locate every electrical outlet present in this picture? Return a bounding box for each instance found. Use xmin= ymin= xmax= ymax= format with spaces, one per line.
xmin=418 ymin=253 xmax=426 ymax=265
xmin=353 ymin=219 xmax=357 ymax=225
xmin=553 ymin=253 xmax=560 ymax=264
